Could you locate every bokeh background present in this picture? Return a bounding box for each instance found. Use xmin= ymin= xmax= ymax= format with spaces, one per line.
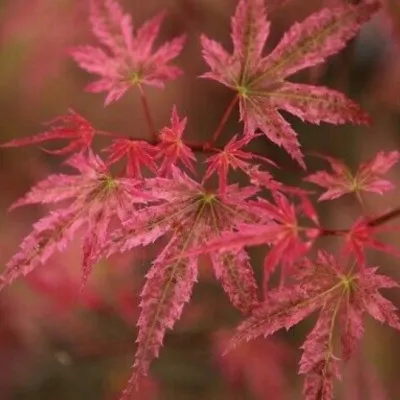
xmin=1 ymin=0 xmax=400 ymax=399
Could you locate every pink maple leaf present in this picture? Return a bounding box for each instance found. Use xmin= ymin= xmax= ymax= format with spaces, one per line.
xmin=204 ymin=133 xmax=277 ymax=195
xmin=245 ymin=163 xmax=313 ymax=195
xmin=101 ymin=168 xmax=261 ymax=396
xmin=305 ymin=151 xmax=400 ymax=201
xmin=70 ymin=0 xmax=186 ymax=105
xmin=344 ymin=217 xmax=400 ymax=265
xmin=1 ymin=110 xmax=97 ymax=155
xmin=200 ymin=0 xmax=377 ymax=167
xmin=1 ymin=150 xmax=148 ymax=291
xmin=180 ymin=191 xmax=319 ymax=291
xmin=228 ymin=251 xmax=400 ymax=400
xmin=155 ymin=106 xmax=197 ymax=176
xmin=328 ymin=0 xmax=400 ymax=43
xmin=103 ymin=137 xmax=157 ymax=178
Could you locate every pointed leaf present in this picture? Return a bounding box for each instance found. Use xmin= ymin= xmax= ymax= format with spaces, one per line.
xmin=71 ymin=0 xmax=186 ymax=104
xmin=1 ymin=110 xmax=96 ymax=155
xmin=211 ymin=250 xmax=259 ymax=314
xmin=120 ymin=237 xmax=198 ymax=397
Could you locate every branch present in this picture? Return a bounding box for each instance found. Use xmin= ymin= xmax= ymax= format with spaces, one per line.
xmin=368 ymin=208 xmax=400 ymax=228
xmin=319 ymin=207 xmax=400 ymax=237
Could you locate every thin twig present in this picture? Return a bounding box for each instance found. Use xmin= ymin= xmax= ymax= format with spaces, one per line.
xmin=205 ymin=94 xmax=239 ymax=149
xmin=137 ymin=84 xmax=157 ymax=141
xmin=319 ymin=207 xmax=400 ymax=237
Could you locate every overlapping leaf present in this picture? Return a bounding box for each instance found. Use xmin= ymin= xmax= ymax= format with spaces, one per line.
xmin=229 ymin=251 xmax=400 ymax=400
xmin=102 ymin=168 xmax=260 ymax=396
xmin=344 ymin=217 xmax=400 ymax=265
xmin=155 ymin=106 xmax=196 ymax=176
xmin=1 ymin=151 xmax=148 ymax=291
xmin=178 ymin=191 xmax=319 ymax=289
xmin=204 ymin=133 xmax=277 ymax=195
xmin=104 ymin=138 xmax=157 ymax=178
xmin=201 ymin=0 xmax=377 ymax=167
xmin=1 ymin=110 xmax=97 ymax=155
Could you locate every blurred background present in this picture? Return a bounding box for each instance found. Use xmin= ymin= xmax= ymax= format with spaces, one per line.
xmin=1 ymin=0 xmax=400 ymax=399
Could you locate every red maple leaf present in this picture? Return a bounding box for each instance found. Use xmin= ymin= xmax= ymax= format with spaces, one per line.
xmin=101 ymin=168 xmax=261 ymax=397
xmin=344 ymin=217 xmax=400 ymax=265
xmin=229 ymin=251 xmax=400 ymax=400
xmin=103 ymin=137 xmax=158 ymax=178
xmin=155 ymin=106 xmax=197 ymax=176
xmin=305 ymin=151 xmax=400 ymax=201
xmin=70 ymin=0 xmax=186 ymax=105
xmin=200 ymin=0 xmax=377 ymax=167
xmin=327 ymin=0 xmax=399 ymax=43
xmin=203 ymin=133 xmax=277 ymax=195
xmin=179 ymin=191 xmax=319 ymax=291
xmin=1 ymin=110 xmax=97 ymax=155
xmin=0 ymin=151 xmax=148 ymax=292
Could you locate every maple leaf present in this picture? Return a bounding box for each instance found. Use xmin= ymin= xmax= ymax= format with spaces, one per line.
xmin=101 ymin=168 xmax=260 ymax=395
xmin=155 ymin=106 xmax=197 ymax=176
xmin=70 ymin=0 xmax=186 ymax=105
xmin=344 ymin=217 xmax=400 ymax=265
xmin=305 ymin=151 xmax=400 ymax=201
xmin=245 ymin=163 xmax=280 ymax=189
xmin=103 ymin=137 xmax=158 ymax=178
xmin=327 ymin=0 xmax=400 ymax=43
xmin=125 ymin=235 xmax=198 ymax=392
xmin=300 ymin=301 xmax=342 ymax=400
xmin=229 ymin=251 xmax=400 ymax=400
xmin=200 ymin=0 xmax=377 ymax=167
xmin=179 ymin=191 xmax=319 ymax=290
xmin=246 ymin=163 xmax=313 ymax=196
xmin=1 ymin=110 xmax=97 ymax=155
xmin=203 ymin=133 xmax=277 ymax=195
xmin=1 ymin=151 xmax=148 ymax=291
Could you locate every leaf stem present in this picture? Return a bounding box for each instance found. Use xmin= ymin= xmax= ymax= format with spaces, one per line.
xmin=137 ymin=84 xmax=157 ymax=141
xmin=205 ymin=95 xmax=239 ymax=149
xmin=355 ymin=191 xmax=368 ymax=215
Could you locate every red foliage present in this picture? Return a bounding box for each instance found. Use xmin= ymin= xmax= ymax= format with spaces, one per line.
xmin=2 ymin=0 xmax=400 ymax=399
xmin=1 ymin=110 xmax=98 ymax=155
xmin=200 ymin=0 xmax=375 ymax=167
xmin=70 ymin=0 xmax=186 ymax=105
xmin=230 ymin=251 xmax=400 ymax=399
xmin=104 ymin=138 xmax=157 ymax=178
xmin=305 ymin=151 xmax=400 ymax=201
xmin=155 ymin=106 xmax=196 ymax=177
xmin=0 ymin=151 xmax=149 ymax=291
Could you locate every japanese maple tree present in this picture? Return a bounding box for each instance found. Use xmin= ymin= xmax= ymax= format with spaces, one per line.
xmin=2 ymin=0 xmax=400 ymax=399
